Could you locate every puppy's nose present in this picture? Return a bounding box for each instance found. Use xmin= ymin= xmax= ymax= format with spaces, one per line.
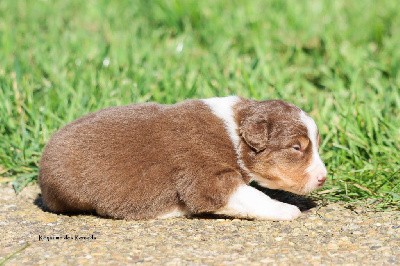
xmin=317 ymin=175 xmax=326 ymax=185
xmin=317 ymin=170 xmax=327 ymax=185
xmin=317 ymin=167 xmax=327 ymax=185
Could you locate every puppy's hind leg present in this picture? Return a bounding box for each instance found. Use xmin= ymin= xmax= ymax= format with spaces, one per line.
xmin=214 ymin=185 xmax=301 ymax=221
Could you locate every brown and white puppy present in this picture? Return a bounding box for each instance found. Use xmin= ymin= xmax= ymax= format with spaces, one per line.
xmin=39 ymin=96 xmax=327 ymax=221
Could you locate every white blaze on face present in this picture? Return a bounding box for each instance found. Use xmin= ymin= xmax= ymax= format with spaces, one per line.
xmin=300 ymin=112 xmax=327 ymax=192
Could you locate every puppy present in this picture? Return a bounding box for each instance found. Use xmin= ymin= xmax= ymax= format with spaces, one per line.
xmin=39 ymin=96 xmax=327 ymax=221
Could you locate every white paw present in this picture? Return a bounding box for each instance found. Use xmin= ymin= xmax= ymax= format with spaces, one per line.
xmin=274 ymin=204 xmax=301 ymax=221
xmin=214 ymin=185 xmax=302 ymax=221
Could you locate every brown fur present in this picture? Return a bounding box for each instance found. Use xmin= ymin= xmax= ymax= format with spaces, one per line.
xmin=39 ymin=97 xmax=321 ymax=219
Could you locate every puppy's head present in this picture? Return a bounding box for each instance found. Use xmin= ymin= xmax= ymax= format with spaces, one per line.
xmin=239 ymin=100 xmax=327 ymax=195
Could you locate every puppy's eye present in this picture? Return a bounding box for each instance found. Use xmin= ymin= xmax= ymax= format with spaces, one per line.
xmin=292 ymin=144 xmax=301 ymax=151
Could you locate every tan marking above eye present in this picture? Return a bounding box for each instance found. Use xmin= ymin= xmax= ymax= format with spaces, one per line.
xmin=298 ymin=137 xmax=310 ymax=152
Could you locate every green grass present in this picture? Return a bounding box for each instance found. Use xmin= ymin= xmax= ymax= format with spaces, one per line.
xmin=0 ymin=0 xmax=399 ymax=208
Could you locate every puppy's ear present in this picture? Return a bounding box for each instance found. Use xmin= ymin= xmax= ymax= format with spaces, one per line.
xmin=239 ymin=115 xmax=269 ymax=152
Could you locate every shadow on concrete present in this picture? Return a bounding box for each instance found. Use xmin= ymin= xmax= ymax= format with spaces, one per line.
xmin=250 ymin=182 xmax=317 ymax=212
xmin=33 ymin=194 xmax=49 ymax=212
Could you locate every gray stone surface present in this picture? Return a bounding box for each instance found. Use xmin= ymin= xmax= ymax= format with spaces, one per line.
xmin=1 ymin=184 xmax=399 ymax=265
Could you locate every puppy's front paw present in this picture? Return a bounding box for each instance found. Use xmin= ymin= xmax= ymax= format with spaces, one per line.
xmin=275 ymin=204 xmax=301 ymax=221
